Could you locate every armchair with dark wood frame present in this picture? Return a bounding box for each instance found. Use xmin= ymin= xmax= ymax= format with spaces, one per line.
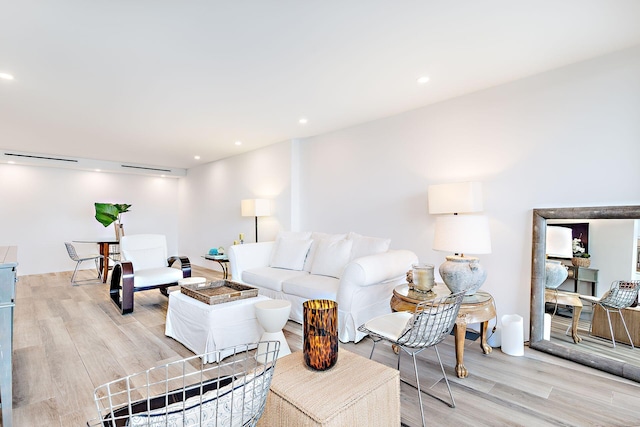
xmin=109 ymin=234 xmax=191 ymax=314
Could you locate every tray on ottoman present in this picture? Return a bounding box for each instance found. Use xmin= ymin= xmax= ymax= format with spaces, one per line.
xmin=180 ymin=280 xmax=258 ymax=305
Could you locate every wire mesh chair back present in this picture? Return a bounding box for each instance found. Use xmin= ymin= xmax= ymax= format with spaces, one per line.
xmin=397 ymin=291 xmax=466 ymax=349
xmin=88 ymin=341 xmax=280 ymax=427
xmin=65 ymin=242 xmax=81 ymax=262
xmin=65 ymin=242 xmax=103 ymax=284
xmin=599 ymin=280 xmax=640 ymax=310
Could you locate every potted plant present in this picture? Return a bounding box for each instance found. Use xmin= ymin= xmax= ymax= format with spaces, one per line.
xmin=571 ymin=237 xmax=591 ymax=267
xmin=95 ymin=203 xmax=131 ymax=240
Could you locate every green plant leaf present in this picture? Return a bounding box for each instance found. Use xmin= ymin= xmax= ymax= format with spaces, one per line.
xmin=94 ymin=203 xmax=120 ymax=227
xmin=113 ymin=204 xmax=132 ymax=214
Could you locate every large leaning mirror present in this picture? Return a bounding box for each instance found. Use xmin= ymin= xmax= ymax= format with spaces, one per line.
xmin=531 ymin=206 xmax=640 ymax=383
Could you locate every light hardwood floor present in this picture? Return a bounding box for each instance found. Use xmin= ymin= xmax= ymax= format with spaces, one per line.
xmin=7 ymin=266 xmax=640 ymax=426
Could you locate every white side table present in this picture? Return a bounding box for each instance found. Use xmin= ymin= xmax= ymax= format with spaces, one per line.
xmin=254 ymin=299 xmax=292 ymax=361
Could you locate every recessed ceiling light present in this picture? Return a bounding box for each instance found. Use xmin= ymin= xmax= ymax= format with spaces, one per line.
xmin=235 ymin=141 xmax=242 ymax=146
xmin=417 ymin=76 xmax=430 ymax=84
xmin=161 ymin=174 xmax=166 ymax=178
xmin=8 ymin=161 xmax=15 ymax=164
xmin=0 ymin=73 xmax=14 ymax=81
xmin=194 ymin=155 xmax=201 ymax=160
xmin=299 ymin=118 xmax=308 ymax=125
xmin=95 ymin=169 xmax=101 ymax=172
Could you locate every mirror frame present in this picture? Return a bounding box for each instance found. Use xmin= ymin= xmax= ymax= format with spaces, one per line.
xmin=531 ymin=205 xmax=640 ymax=382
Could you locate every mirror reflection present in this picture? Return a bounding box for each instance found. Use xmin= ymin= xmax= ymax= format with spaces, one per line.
xmin=545 ymin=219 xmax=639 ymax=356
xmin=530 ymin=207 xmax=640 ymax=383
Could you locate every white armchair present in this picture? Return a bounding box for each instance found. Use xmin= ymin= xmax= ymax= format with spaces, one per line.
xmin=110 ymin=234 xmax=191 ymax=314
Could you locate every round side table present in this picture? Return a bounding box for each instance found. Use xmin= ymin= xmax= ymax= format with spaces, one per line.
xmin=254 ymin=299 xmax=292 ymax=361
xmin=390 ymin=283 xmax=496 ymax=378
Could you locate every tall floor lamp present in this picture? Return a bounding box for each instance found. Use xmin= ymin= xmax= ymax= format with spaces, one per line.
xmin=241 ymin=199 xmax=271 ymax=242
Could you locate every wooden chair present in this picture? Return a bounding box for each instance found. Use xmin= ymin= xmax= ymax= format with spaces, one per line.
xmin=358 ymin=291 xmax=466 ymax=427
xmin=109 ymin=234 xmax=190 ymax=314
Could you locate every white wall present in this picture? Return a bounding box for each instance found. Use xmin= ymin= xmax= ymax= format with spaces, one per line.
xmin=178 ymin=141 xmax=294 ymax=273
xmin=0 ymin=164 xmax=180 ymax=275
xmin=297 ymin=45 xmax=640 ymax=332
xmin=589 ymin=219 xmax=637 ymax=294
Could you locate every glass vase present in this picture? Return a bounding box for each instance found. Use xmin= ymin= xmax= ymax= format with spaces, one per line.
xmin=411 ymin=263 xmax=435 ymax=293
xmin=303 ymin=299 xmax=338 ymax=371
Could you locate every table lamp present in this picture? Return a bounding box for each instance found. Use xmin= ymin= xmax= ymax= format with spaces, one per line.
xmin=433 ymin=213 xmax=492 ymax=295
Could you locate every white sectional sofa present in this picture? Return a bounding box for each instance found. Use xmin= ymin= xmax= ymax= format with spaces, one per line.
xmin=228 ymin=231 xmax=418 ymax=343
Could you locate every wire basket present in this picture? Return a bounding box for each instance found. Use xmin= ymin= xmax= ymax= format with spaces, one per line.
xmin=571 ymin=257 xmax=591 ymax=267
xmin=87 ymin=341 xmax=280 ymax=427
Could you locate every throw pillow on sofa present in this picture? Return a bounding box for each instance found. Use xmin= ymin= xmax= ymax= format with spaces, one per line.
xmin=269 ymin=238 xmax=313 ymax=271
xmin=310 ymin=238 xmax=353 ymax=278
xmin=348 ymin=232 xmax=391 ymax=260
xmin=303 ymin=232 xmax=348 ymax=272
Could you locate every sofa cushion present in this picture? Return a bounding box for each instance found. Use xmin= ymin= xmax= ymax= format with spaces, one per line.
xmin=242 ymin=266 xmax=309 ymax=292
xmin=303 ymin=232 xmax=348 ymax=272
xmin=348 ymin=232 xmax=391 ymax=260
xmin=269 ymin=238 xmax=312 ymax=270
xmin=310 ymin=238 xmax=353 ymax=279
xmin=282 ymin=274 xmax=339 ymax=300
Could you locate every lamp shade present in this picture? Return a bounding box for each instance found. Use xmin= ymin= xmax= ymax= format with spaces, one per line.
xmin=428 ymin=182 xmax=483 ymax=214
xmin=241 ymin=199 xmax=271 ymax=217
xmin=433 ymin=214 xmax=491 ymax=255
xmin=546 ymin=226 xmax=572 ymax=258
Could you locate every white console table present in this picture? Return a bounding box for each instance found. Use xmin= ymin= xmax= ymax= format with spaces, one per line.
xmin=0 ymin=246 xmax=17 ymax=427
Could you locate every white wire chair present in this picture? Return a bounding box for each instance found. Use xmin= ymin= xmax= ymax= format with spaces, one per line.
xmin=64 ymin=242 xmax=103 ymax=285
xmin=589 ymin=280 xmax=640 ymax=348
xmin=87 ymin=341 xmax=280 ymax=427
xmin=358 ymin=291 xmax=466 ymax=427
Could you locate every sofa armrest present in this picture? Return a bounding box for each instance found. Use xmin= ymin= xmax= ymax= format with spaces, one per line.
xmin=341 ymin=249 xmax=418 ymax=288
xmin=228 ymin=242 xmax=275 ymax=282
xmin=337 ymin=249 xmax=418 ymax=342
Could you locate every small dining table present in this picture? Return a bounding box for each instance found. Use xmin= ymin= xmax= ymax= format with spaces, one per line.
xmin=73 ymin=238 xmax=119 ymax=283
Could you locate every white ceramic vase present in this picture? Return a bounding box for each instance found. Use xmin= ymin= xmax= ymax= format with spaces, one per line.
xmin=544 ymin=260 xmax=568 ymax=289
xmin=439 ymin=255 xmax=487 ymax=296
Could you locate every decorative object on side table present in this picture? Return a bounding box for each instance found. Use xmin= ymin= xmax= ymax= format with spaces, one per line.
xmin=408 ymin=263 xmax=435 ymax=294
xmin=544 ymin=226 xmax=572 ymax=289
xmin=432 ymin=214 xmax=492 ymax=295
xmin=94 ymin=203 xmax=131 ymax=241
xmin=207 ymin=247 xmax=226 ymax=258
xmin=571 ymin=236 xmax=591 ymax=267
xmin=303 ymin=299 xmax=338 ymax=371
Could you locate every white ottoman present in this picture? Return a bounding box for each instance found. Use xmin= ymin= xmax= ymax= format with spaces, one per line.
xmin=165 ymin=290 xmax=270 ymax=362
xmin=254 ymin=299 xmax=292 ymax=361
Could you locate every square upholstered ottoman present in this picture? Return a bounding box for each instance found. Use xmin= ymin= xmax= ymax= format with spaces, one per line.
xmin=165 ymin=290 xmax=270 ymax=362
xmin=257 ymin=349 xmax=400 ymax=426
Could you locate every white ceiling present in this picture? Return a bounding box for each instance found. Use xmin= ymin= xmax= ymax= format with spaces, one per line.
xmin=2 ymin=1 xmax=640 ymax=170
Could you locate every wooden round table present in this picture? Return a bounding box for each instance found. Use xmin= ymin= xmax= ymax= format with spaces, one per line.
xmin=390 ymin=283 xmax=496 ymax=378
